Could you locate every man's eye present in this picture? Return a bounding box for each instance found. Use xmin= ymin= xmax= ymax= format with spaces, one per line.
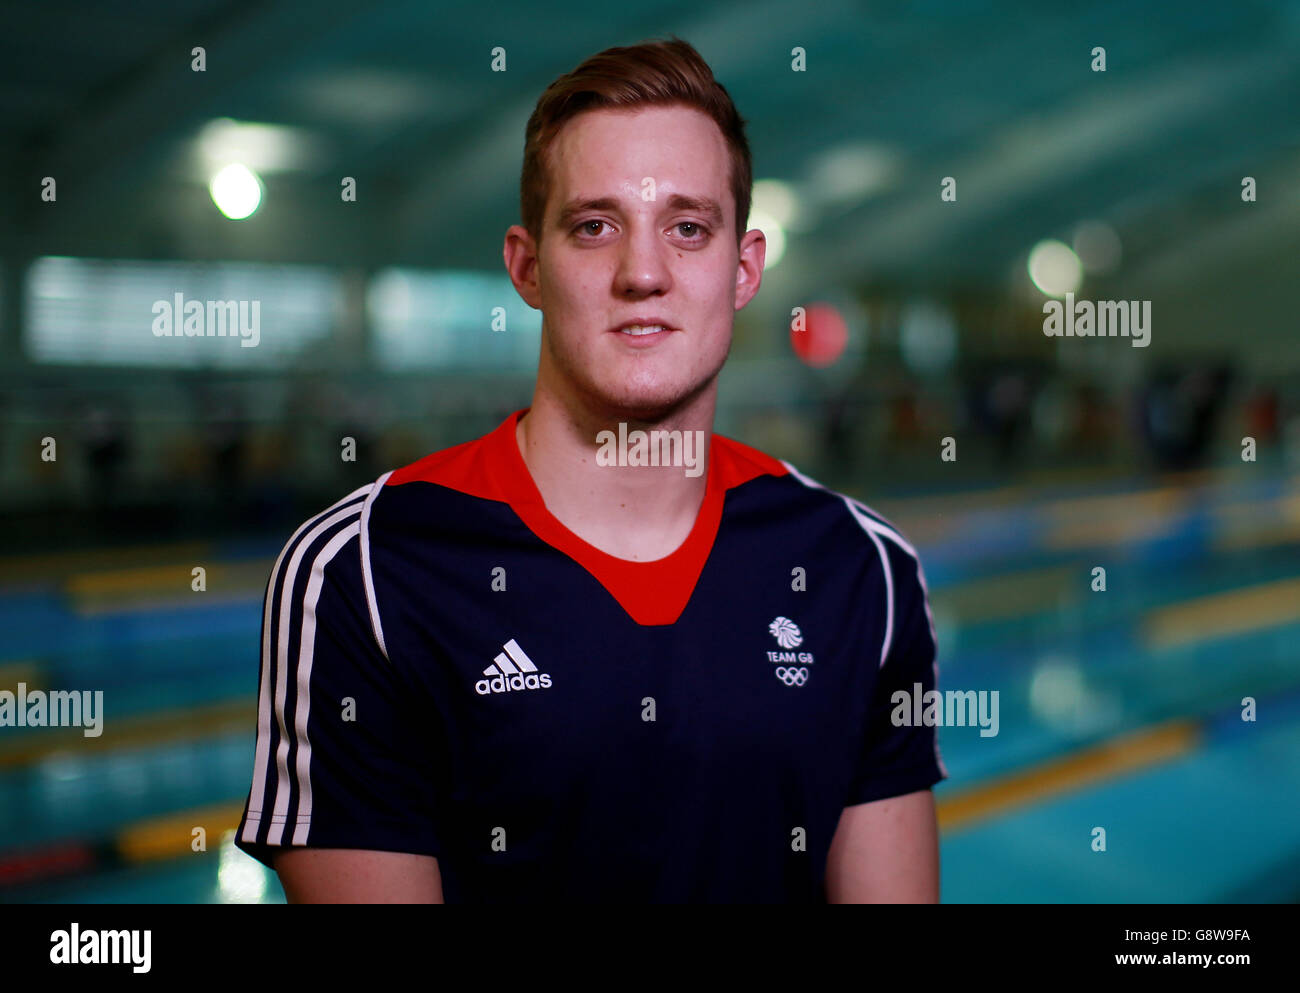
xmin=576 ymin=220 xmax=607 ymax=236
xmin=677 ymin=222 xmax=708 ymax=239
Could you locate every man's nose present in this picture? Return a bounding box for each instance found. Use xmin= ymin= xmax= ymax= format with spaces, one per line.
xmin=614 ymin=222 xmax=672 ymax=296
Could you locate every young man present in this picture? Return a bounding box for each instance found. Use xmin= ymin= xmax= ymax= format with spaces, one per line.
xmin=235 ymin=37 xmax=946 ymax=903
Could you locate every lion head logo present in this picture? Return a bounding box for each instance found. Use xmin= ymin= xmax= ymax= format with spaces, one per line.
xmin=768 ymin=616 xmax=803 ymax=650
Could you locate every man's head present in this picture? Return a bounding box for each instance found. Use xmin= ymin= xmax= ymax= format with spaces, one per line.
xmin=504 ymin=38 xmax=765 ymax=423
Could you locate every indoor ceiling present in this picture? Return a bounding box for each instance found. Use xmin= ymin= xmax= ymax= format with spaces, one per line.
xmin=2 ymin=0 xmax=1298 ymax=323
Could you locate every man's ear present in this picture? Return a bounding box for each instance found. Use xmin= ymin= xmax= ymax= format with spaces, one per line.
xmin=734 ymin=226 xmax=766 ymax=311
xmin=504 ymin=224 xmax=543 ymax=310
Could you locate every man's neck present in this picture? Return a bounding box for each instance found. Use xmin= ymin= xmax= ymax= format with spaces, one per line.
xmin=515 ymin=389 xmax=715 ymax=562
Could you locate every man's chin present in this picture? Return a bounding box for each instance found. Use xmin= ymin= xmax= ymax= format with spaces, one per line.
xmin=595 ymin=394 xmax=683 ymax=423
xmin=584 ymin=380 xmax=709 ymax=424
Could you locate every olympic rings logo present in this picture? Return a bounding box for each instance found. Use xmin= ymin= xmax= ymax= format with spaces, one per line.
xmin=774 ymin=666 xmax=809 ymax=686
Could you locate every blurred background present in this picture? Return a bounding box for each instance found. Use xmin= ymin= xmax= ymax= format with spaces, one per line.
xmin=1 ymin=0 xmax=1298 ymax=903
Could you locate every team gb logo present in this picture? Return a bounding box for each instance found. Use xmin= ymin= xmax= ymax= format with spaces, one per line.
xmin=768 ymin=616 xmax=803 ymax=650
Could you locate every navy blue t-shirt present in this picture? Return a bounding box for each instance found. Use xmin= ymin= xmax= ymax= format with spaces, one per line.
xmin=235 ymin=408 xmax=946 ymax=902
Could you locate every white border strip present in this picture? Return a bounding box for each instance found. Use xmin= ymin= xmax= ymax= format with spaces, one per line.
xmin=360 ymin=470 xmax=394 ymax=663
xmin=780 ymin=459 xmax=948 ymax=779
xmin=847 ymin=502 xmax=895 ymax=666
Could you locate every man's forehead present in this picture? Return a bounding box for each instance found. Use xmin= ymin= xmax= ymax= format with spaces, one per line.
xmin=546 ymin=106 xmax=730 ymax=219
xmin=555 ymin=102 xmax=720 ymax=145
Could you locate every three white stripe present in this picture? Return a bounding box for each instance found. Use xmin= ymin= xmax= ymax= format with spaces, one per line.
xmin=485 ymin=637 xmax=540 ymax=676
xmin=242 ymin=482 xmax=376 ymax=847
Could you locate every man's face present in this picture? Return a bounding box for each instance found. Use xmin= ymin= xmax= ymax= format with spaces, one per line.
xmin=506 ymin=104 xmax=764 ymax=421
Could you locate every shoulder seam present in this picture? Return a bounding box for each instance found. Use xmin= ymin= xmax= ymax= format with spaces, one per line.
xmin=359 ymin=471 xmax=394 ymax=663
xmin=779 ymin=460 xmax=898 ymax=667
xmin=779 ymin=460 xmax=938 ymax=667
xmin=779 ymin=462 xmax=945 ymax=780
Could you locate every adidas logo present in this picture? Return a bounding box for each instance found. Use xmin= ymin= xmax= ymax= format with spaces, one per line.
xmin=475 ymin=638 xmax=554 ymax=696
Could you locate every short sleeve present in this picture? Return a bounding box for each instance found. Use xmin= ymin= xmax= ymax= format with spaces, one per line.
xmin=235 ymin=496 xmax=445 ymax=869
xmin=845 ymin=540 xmax=948 ymax=806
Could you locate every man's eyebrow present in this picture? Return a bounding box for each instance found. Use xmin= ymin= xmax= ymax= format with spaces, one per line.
xmin=665 ymin=194 xmax=724 ymax=228
xmin=555 ymin=197 xmax=619 ymax=229
xmin=555 ymin=194 xmax=726 ymax=229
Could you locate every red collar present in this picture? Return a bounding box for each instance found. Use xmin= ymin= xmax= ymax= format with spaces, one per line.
xmin=388 ymin=409 xmax=786 ymax=625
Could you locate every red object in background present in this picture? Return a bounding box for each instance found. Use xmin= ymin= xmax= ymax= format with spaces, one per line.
xmin=1245 ymin=389 xmax=1279 ymax=441
xmin=790 ymin=303 xmax=848 ymax=367
xmin=0 ymin=841 xmax=97 ymax=886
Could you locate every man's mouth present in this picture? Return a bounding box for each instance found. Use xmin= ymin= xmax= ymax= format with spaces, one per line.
xmin=609 ymin=318 xmax=676 ymax=346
